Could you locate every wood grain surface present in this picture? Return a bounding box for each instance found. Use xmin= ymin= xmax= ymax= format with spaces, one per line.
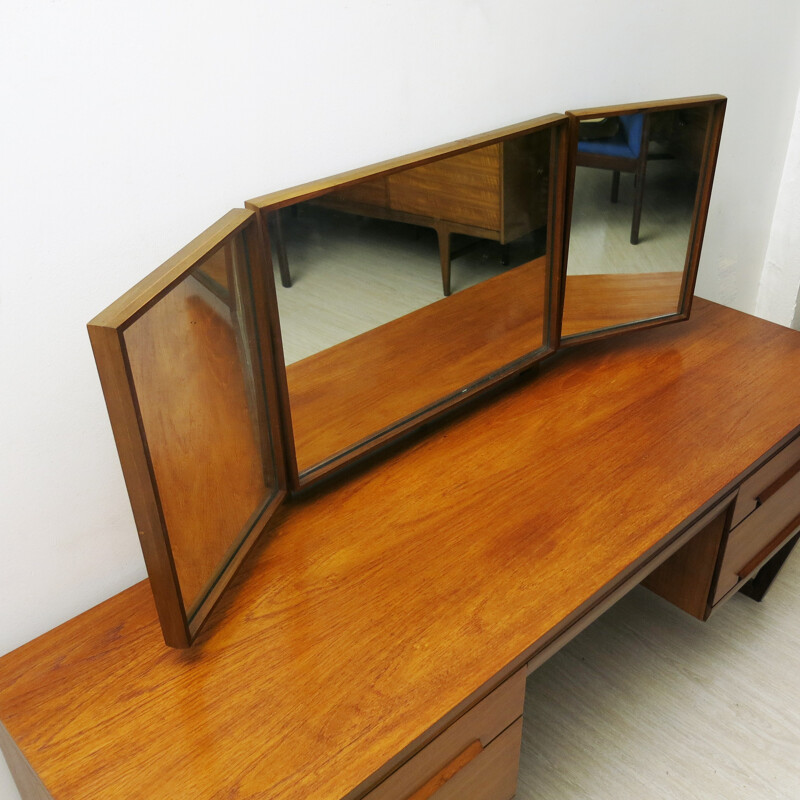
xmin=642 ymin=505 xmax=729 ymax=619
xmin=561 ymin=271 xmax=683 ymax=337
xmin=287 ymin=257 xmax=547 ymax=474
xmin=124 ymin=272 xmax=274 ymax=614
xmin=2 ymin=299 xmax=800 ymax=800
xmin=387 ymin=144 xmax=502 ymax=230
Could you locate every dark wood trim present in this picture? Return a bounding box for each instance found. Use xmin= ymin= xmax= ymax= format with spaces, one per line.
xmin=544 ymin=122 xmax=569 ymax=353
xmin=566 ymin=93 xmax=727 ymax=119
xmin=678 ymin=99 xmax=727 ymax=317
xmin=87 ymin=321 xmax=190 ymax=648
xmin=89 ymin=210 xmax=254 ymax=331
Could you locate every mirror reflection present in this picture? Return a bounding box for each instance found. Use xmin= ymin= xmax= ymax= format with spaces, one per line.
xmin=123 ymin=236 xmax=279 ymax=617
xmin=266 ymin=128 xmax=556 ymax=477
xmin=563 ymin=104 xmax=712 ymax=338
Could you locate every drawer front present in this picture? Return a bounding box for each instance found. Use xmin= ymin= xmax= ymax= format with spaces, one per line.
xmin=388 ymin=145 xmax=502 ymax=231
xmin=363 ymin=667 xmax=525 ymax=800
xmin=416 ymin=718 xmax=523 ymax=800
xmin=730 ymin=433 xmax=800 ymax=527
xmin=322 ymin=176 xmax=389 ymax=210
xmin=714 ymin=461 xmax=800 ymax=603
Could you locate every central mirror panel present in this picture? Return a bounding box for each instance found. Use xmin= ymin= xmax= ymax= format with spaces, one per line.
xmin=561 ymin=95 xmax=725 ymax=343
xmin=247 ymin=115 xmax=567 ymax=486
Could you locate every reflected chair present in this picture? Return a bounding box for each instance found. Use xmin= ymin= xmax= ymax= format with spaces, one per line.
xmin=576 ymin=113 xmax=650 ymax=244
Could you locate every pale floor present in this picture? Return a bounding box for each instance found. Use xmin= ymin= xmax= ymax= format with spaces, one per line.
xmin=273 ymin=205 xmax=545 ymax=364
xmin=568 ymin=160 xmax=696 ymax=276
xmin=273 ymin=161 xmax=693 ymax=365
xmin=518 ymin=553 xmax=800 ymax=799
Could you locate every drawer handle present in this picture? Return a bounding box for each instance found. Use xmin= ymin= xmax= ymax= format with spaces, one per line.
xmin=756 ymin=459 xmax=800 ymax=505
xmin=738 ymin=511 xmax=800 ymax=578
xmin=406 ymin=739 xmax=483 ymax=800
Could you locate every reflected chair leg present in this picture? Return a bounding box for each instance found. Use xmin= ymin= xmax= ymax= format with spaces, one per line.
xmin=630 ymin=162 xmax=647 ymax=245
xmin=437 ymin=225 xmax=452 ymax=296
xmin=611 ymin=171 xmax=620 ymax=203
xmin=500 ymin=244 xmax=510 ymax=266
xmin=271 ymin=210 xmax=292 ymax=288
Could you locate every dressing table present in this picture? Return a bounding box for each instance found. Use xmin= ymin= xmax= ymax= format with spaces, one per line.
xmin=4 ymin=94 xmax=799 ymax=799
xmin=2 ymin=298 xmax=800 ymax=799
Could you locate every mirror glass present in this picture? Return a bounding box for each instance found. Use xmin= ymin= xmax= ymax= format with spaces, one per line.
xmin=562 ymin=103 xmax=713 ymax=339
xmin=122 ymin=233 xmax=280 ymax=618
xmin=258 ymin=123 xmax=560 ymax=479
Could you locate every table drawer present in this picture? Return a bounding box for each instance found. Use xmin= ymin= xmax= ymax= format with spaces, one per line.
xmin=714 ymin=456 xmax=800 ymax=603
xmin=363 ymin=667 xmax=526 ymax=800
xmin=730 ymin=433 xmax=800 ymax=527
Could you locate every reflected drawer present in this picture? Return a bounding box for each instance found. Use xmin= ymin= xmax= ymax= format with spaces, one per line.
xmin=363 ymin=667 xmax=526 ymax=800
xmin=388 ymin=146 xmax=502 ymax=231
xmin=714 ymin=445 xmax=800 ymax=603
xmin=322 ymin=177 xmax=390 ymax=209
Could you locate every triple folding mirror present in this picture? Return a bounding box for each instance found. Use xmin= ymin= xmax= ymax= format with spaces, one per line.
xmin=89 ymin=95 xmax=725 ymax=646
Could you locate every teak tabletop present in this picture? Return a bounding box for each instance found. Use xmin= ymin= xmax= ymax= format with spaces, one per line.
xmin=2 ymin=299 xmax=800 ymax=800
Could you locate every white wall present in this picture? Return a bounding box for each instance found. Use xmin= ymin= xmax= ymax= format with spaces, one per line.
xmin=1 ymin=1 xmax=799 ymax=796
xmin=757 ymin=87 xmax=800 ymax=327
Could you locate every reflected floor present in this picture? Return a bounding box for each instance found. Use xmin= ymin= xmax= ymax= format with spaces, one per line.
xmin=272 ymin=206 xmax=546 ymax=364
xmin=568 ymin=159 xmax=696 ymax=276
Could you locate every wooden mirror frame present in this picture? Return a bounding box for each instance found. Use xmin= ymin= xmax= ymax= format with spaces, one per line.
xmin=556 ymin=94 xmax=726 ymax=346
xmin=88 ymin=210 xmax=289 ymax=647
xmin=88 ymin=98 xmax=726 ymax=647
xmin=246 ymin=114 xmax=569 ymax=490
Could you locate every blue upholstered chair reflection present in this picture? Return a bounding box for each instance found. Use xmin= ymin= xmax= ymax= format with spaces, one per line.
xmin=576 ymin=113 xmax=649 ymax=244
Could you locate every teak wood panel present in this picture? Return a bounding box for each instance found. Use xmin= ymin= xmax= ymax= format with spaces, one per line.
xmin=328 ymin=175 xmax=391 ymax=208
xmin=363 ymin=667 xmax=525 ymax=800
xmin=713 ymin=458 xmax=800 ymax=603
xmin=3 ymin=301 xmax=800 ymax=800
xmin=730 ymin=432 xmax=800 ymax=527
xmin=387 ymin=144 xmax=503 ymax=231
xmin=288 ymin=258 xmax=547 ymax=475
xmin=390 ymin=719 xmax=524 ymax=800
xmin=641 ymin=502 xmax=730 ymax=619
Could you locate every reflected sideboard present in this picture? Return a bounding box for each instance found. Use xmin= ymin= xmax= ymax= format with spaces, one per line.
xmin=2 ymin=299 xmax=800 ymax=799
